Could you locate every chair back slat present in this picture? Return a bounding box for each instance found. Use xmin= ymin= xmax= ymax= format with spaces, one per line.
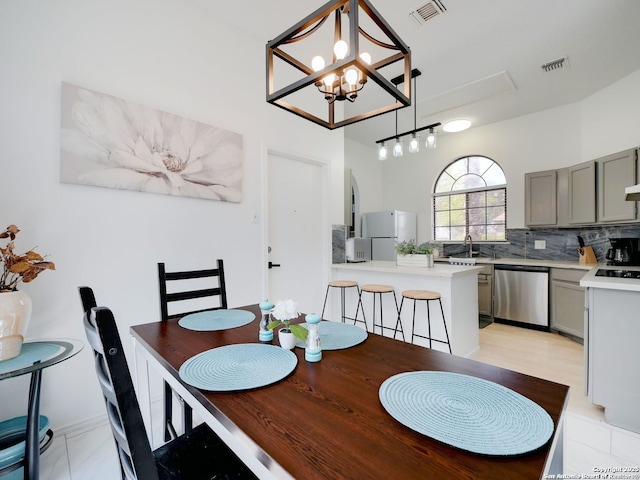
xmin=81 ymin=295 xmax=160 ymax=480
xmin=158 ymin=259 xmax=228 ymax=321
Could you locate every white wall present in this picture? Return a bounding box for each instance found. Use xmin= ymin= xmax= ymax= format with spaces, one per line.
xmin=0 ymin=0 xmax=343 ymax=430
xmin=344 ymin=138 xmax=384 ymax=216
xmin=346 ymin=67 xmax=640 ymax=239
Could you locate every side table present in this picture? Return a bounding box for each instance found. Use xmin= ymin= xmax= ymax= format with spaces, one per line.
xmin=0 ymin=339 xmax=83 ymax=480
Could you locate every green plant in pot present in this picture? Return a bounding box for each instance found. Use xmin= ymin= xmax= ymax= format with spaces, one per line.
xmin=267 ymin=299 xmax=308 ymax=349
xmin=1 ymin=224 xmax=55 ymax=360
xmin=395 ymin=240 xmax=434 ymax=256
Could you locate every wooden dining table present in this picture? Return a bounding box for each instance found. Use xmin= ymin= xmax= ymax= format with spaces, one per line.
xmin=130 ymin=304 xmax=568 ymax=480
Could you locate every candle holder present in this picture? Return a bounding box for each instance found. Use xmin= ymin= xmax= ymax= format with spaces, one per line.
xmin=259 ymin=300 xmax=274 ymax=342
xmin=305 ymin=313 xmax=322 ymax=362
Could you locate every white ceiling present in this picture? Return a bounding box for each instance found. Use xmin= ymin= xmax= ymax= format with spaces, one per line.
xmin=194 ymin=0 xmax=640 ymax=147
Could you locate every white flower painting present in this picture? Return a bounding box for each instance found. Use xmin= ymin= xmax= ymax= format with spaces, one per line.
xmin=60 ymin=82 xmax=243 ymax=202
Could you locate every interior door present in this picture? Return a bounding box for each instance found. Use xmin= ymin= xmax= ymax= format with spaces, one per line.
xmin=267 ymin=152 xmax=325 ymax=314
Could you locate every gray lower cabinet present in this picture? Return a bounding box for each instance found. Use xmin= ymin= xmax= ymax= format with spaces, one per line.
xmin=477 ymin=264 xmax=493 ymax=318
xmin=550 ymin=268 xmax=585 ymax=341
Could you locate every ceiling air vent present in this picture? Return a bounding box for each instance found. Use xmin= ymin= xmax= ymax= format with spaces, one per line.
xmin=410 ymin=0 xmax=446 ymax=25
xmin=541 ymin=56 xmax=569 ymax=72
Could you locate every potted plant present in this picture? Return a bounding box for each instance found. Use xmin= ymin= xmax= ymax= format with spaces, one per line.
xmin=0 ymin=225 xmax=55 ymax=360
xmin=267 ymin=299 xmax=308 ymax=349
xmin=395 ymin=240 xmax=435 ymax=267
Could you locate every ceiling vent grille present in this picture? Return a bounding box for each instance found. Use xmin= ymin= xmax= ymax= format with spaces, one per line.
xmin=410 ymin=0 xmax=446 ymax=25
xmin=541 ymin=56 xmax=569 ymax=72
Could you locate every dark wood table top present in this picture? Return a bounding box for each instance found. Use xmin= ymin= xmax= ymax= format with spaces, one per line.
xmin=130 ymin=304 xmax=568 ymax=480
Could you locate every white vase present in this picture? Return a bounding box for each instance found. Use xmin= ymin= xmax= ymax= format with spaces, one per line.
xmin=278 ymin=329 xmax=297 ymax=350
xmin=0 ymin=290 xmax=32 ymax=361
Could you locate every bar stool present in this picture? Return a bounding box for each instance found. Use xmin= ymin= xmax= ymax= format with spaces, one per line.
xmin=399 ymin=290 xmax=451 ymax=353
xmin=321 ymin=280 xmax=366 ymax=330
xmin=360 ymin=284 xmax=403 ymax=340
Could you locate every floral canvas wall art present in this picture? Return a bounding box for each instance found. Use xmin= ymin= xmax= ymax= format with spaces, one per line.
xmin=60 ymin=82 xmax=243 ymax=202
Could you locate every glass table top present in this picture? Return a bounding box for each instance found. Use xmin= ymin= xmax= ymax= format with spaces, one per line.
xmin=0 ymin=339 xmax=83 ymax=380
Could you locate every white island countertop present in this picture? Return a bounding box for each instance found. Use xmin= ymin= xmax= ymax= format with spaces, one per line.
xmin=580 ymin=265 xmax=640 ymax=292
xmin=332 ymin=261 xmax=483 ymax=277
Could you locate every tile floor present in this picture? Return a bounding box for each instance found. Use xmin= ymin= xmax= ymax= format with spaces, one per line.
xmin=25 ymin=323 xmax=640 ymax=479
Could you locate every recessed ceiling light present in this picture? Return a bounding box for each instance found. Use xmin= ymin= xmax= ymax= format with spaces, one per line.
xmin=442 ymin=119 xmax=471 ymax=133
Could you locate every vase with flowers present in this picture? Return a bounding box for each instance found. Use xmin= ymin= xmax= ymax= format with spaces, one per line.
xmin=0 ymin=225 xmax=55 ymax=360
xmin=267 ymin=299 xmax=308 ymax=349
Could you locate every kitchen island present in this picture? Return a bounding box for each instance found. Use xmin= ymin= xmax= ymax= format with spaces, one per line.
xmin=331 ymin=261 xmax=483 ymax=357
xmin=581 ymin=267 xmax=640 ymax=433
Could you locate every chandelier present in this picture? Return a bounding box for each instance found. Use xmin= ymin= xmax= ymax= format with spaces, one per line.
xmin=266 ymin=0 xmax=411 ymax=130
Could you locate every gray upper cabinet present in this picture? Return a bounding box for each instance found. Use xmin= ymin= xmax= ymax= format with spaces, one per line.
xmin=567 ymin=161 xmax=596 ymax=224
xmin=597 ymin=148 xmax=638 ymax=223
xmin=525 ymin=170 xmax=557 ymax=226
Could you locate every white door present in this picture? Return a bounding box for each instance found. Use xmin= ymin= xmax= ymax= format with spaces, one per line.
xmin=267 ymin=152 xmax=325 ymax=315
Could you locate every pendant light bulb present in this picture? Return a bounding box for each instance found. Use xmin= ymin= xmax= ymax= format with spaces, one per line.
xmin=334 ymin=40 xmax=348 ymax=60
xmin=360 ymin=52 xmax=372 ymax=65
xmin=426 ymin=128 xmax=437 ymax=149
xmin=378 ymin=143 xmax=388 ymax=161
xmin=393 ymin=138 xmax=403 ymax=157
xmin=409 ymin=133 xmax=420 ymax=153
xmin=311 ymin=56 xmax=325 ymax=72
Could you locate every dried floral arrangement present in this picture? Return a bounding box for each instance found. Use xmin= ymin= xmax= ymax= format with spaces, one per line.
xmin=0 ymin=225 xmax=55 ymax=292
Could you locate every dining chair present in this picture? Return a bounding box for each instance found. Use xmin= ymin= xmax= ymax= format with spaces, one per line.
xmin=81 ymin=297 xmax=257 ymax=479
xmin=157 ymin=259 xmax=227 ymax=441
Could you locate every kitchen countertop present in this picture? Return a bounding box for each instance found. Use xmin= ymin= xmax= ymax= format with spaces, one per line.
xmin=435 ymin=256 xmax=604 ymax=270
xmin=332 ymin=261 xmax=483 ymax=277
xmin=580 ymin=265 xmax=640 ymax=292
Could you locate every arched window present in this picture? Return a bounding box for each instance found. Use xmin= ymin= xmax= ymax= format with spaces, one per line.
xmin=433 ymin=156 xmax=506 ymax=241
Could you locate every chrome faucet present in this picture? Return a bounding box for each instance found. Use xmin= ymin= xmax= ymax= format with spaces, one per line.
xmin=464 ymin=234 xmax=474 ymax=258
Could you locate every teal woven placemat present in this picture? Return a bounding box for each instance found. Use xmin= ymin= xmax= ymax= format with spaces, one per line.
xmin=178 ymin=309 xmax=255 ymax=331
xmin=294 ymin=321 xmax=368 ymax=350
xmin=179 ymin=344 xmax=297 ymax=391
xmin=379 ymin=371 xmax=554 ymax=455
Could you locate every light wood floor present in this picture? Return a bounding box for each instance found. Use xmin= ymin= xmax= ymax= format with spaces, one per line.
xmin=471 ymin=322 xmax=604 ymax=421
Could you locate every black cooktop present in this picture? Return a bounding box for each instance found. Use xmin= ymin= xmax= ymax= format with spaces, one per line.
xmin=596 ymin=269 xmax=640 ymax=279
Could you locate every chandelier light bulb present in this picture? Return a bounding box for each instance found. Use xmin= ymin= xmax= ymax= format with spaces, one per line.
xmin=393 ymin=138 xmax=403 ymax=157
xmin=334 ymin=40 xmax=348 ymax=60
xmin=345 ymin=68 xmax=358 ymax=86
xmin=409 ymin=134 xmax=420 ymax=153
xmin=323 ymin=73 xmax=336 ymax=87
xmin=360 ymin=52 xmax=372 ymax=65
xmin=311 ymin=55 xmax=325 ymax=72
xmin=378 ymin=143 xmax=388 ymax=161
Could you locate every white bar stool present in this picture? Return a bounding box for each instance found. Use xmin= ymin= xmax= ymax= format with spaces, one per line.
xmin=360 ymin=284 xmax=403 ymax=340
xmin=399 ymin=289 xmax=452 ymax=353
xmin=321 ymin=280 xmax=366 ymax=330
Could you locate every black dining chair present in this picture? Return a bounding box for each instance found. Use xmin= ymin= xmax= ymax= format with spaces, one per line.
xmin=80 ymin=292 xmax=256 ymax=480
xmin=157 ymin=259 xmax=227 ymax=440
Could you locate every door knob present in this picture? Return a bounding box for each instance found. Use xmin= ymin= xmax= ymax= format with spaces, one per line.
xmin=268 ymin=261 xmax=281 ymax=269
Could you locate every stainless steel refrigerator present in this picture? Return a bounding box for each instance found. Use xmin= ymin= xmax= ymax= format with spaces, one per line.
xmin=362 ymin=210 xmax=417 ymax=261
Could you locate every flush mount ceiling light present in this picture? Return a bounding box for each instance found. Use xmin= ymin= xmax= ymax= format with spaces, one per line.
xmin=442 ymin=119 xmax=471 ymax=133
xmin=266 ymin=0 xmax=412 ymax=130
xmin=376 ymin=69 xmax=440 ymax=160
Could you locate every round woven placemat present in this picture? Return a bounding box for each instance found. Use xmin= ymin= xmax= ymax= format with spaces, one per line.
xmin=379 ymin=371 xmax=554 ymax=456
xmin=0 ymin=342 xmax=64 ymax=375
xmin=178 ymin=309 xmax=255 ymax=331
xmin=293 ymin=321 xmax=368 ymax=350
xmin=179 ymin=343 xmax=297 ymax=391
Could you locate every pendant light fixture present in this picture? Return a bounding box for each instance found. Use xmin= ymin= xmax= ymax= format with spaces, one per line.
xmin=375 ymin=68 xmax=440 ymax=159
xmin=266 ymin=0 xmax=412 ymax=130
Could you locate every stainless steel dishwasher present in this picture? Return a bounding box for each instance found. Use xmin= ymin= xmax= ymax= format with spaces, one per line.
xmin=493 ymin=264 xmax=549 ymax=330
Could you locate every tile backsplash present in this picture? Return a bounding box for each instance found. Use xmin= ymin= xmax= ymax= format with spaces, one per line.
xmin=441 ymin=224 xmax=640 ymax=262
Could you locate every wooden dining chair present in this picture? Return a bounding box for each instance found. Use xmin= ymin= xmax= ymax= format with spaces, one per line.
xmin=157 ymin=259 xmax=227 ymax=440
xmin=81 ymin=295 xmax=256 ymax=480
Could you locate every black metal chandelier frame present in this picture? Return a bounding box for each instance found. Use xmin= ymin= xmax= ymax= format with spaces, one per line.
xmin=266 ymin=0 xmax=412 ymax=130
